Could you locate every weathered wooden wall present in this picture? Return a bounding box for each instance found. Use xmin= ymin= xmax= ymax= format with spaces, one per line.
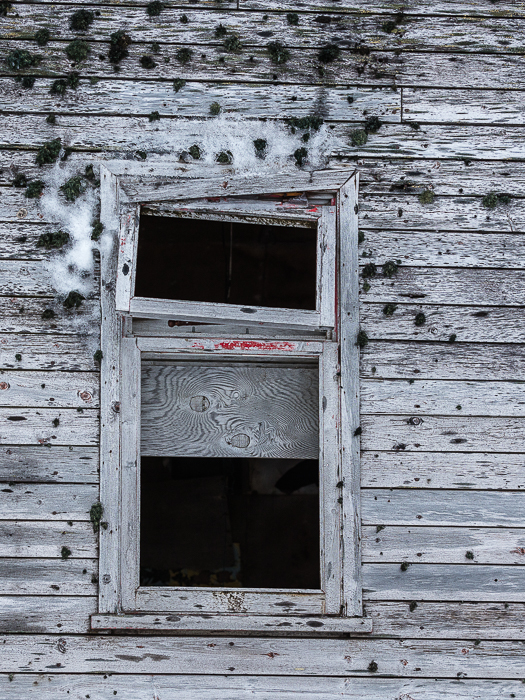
xmin=1 ymin=0 xmax=524 ymax=697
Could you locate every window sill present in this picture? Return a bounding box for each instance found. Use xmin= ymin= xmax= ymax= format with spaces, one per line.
xmin=91 ymin=613 xmax=373 ymax=636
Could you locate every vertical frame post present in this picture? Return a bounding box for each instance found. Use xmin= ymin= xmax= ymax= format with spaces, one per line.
xmin=338 ymin=173 xmax=362 ymax=616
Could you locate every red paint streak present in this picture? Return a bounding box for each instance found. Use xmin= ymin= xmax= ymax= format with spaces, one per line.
xmin=307 ymin=206 xmax=319 ymax=212
xmin=191 ymin=342 xmax=206 ymax=349
xmin=214 ymin=340 xmax=296 ymax=351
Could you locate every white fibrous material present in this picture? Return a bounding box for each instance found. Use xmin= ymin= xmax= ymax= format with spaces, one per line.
xmin=36 ymin=116 xmax=335 ymax=302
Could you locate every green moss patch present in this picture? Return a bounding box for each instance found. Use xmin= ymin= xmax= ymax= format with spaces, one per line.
xmin=267 ymin=41 xmax=290 ymax=65
xmin=383 ymin=303 xmax=397 ymax=316
xmin=25 ymin=180 xmax=45 ymax=198
xmin=287 ymin=12 xmax=299 ymax=25
xmin=294 ymin=147 xmax=308 ymax=166
xmin=215 ymin=23 xmax=227 ymax=37
xmin=318 ymin=43 xmax=340 ymax=63
xmin=60 ymin=175 xmax=86 ymax=202
xmin=12 ymin=173 xmax=27 ymax=188
xmin=176 ymin=48 xmax=193 ymax=64
xmin=215 ymin=150 xmax=233 ymax=164
xmin=6 ymin=49 xmax=41 ymax=71
xmin=382 ymin=260 xmax=399 ymax=278
xmin=253 ymin=138 xmax=267 ymax=158
xmin=482 ymin=191 xmax=511 ymax=209
xmin=91 ymin=221 xmax=104 ymax=241
xmin=109 ymin=30 xmax=132 ymax=64
xmin=209 ymin=101 xmax=221 ymax=115
xmin=173 ymin=78 xmax=186 ymax=92
xmin=224 ymin=35 xmax=242 ymax=53
xmin=418 ymin=189 xmax=435 ymax=204
xmin=287 ymin=115 xmax=323 ymax=132
xmin=35 ymin=29 xmax=50 ymax=46
xmin=146 ymin=1 xmax=163 ymax=16
xmin=63 ymin=290 xmax=85 ymax=309
xmin=414 ymin=312 xmax=426 ymax=326
xmin=188 ymin=144 xmax=201 ymax=160
xmin=362 ymin=262 xmax=377 ymax=278
xmin=350 ymin=129 xmax=367 ymax=147
xmin=364 ymin=115 xmax=382 ymax=134
xmin=70 ymin=9 xmax=94 ymax=31
xmin=140 ymin=55 xmax=156 ymax=69
xmin=356 ymin=330 xmax=369 ymax=348
xmin=37 ymin=230 xmax=70 ymax=249
xmin=65 ymin=39 xmax=90 ymax=63
xmin=148 ymin=110 xmax=160 ymax=121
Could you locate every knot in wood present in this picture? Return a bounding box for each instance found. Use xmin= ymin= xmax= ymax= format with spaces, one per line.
xmin=408 ymin=416 xmax=422 ymax=426
xmin=190 ymin=395 xmax=210 ymax=413
xmin=226 ymin=433 xmax=251 ymax=449
xmin=17 ymin=208 xmax=28 ymax=219
xmin=102 ymin=574 xmax=111 ymax=584
xmin=78 ymin=390 xmax=92 ymax=403
xmin=57 ymin=639 xmax=67 ymax=653
xmin=111 ymin=401 xmax=120 ymax=414
xmin=0 ymin=382 xmax=10 ymax=390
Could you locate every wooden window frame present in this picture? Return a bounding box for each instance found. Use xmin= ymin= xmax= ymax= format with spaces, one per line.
xmin=115 ymin=201 xmax=336 ymax=331
xmin=92 ymin=165 xmax=370 ymax=635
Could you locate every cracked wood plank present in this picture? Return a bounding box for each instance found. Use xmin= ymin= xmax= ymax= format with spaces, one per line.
xmin=361 ymin=451 xmax=525 ymax=490
xmin=0 ymin=596 xmax=96 ymax=634
xmin=362 ymin=526 xmax=525 ymax=564
xmin=361 ymin=379 xmax=525 ymax=417
xmin=365 ymin=601 xmax=525 ymax=639
xmin=1 ymin=119 xmax=525 ymax=161
xmin=0 ymin=676 xmax=522 ymax=699
xmin=2 ymin=40 xmax=524 ymax=88
xmin=2 ymin=8 xmax=524 ymax=53
xmin=363 ymin=563 xmax=525 ymax=602
xmin=0 ymin=521 xmax=96 ymax=557
xmin=359 ymin=304 xmax=525 ymax=344
xmin=0 ymin=371 xmax=99 ymax=408
xmin=0 ymin=559 xmax=97 ymax=595
xmin=0 ymin=483 xmax=98 ymax=520
xmin=0 ymin=635 xmax=524 ymax=676
xmin=0 ymin=408 xmax=98 ymax=446
xmin=360 ymin=415 xmax=525 ymax=453
xmin=0 ymin=445 xmax=99 ymax=482
xmin=360 ymin=342 xmax=525 ymax=380
xmin=361 ymin=489 xmax=525 ymax=527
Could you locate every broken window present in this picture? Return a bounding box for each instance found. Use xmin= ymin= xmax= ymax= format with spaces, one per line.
xmin=94 ymin=168 xmax=368 ymax=634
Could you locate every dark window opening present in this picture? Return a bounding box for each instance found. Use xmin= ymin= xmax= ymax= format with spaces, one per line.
xmin=140 ymin=457 xmax=320 ymax=589
xmin=135 ymin=215 xmax=317 ymax=310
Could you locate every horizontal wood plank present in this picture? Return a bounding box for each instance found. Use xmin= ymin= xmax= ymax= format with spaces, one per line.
xmin=0 ymin=335 xmax=99 ymax=372
xmin=361 ymin=452 xmax=525 ymax=490
xmin=0 ymin=521 xmax=97 ymax=557
xmin=0 ymin=483 xmax=98 ymax=520
xmin=403 ymin=88 xmax=525 ymax=125
xmin=2 ymin=8 xmax=524 ymax=53
xmin=362 ymin=526 xmax=525 ymax=564
xmin=0 ymin=79 xmax=400 ymax=122
xmin=361 ymin=489 xmax=525 ymax=527
xmin=363 ymin=563 xmax=525 ymax=602
xmin=0 ymin=445 xmax=99 ymax=483
xmin=361 ymin=415 xmax=525 ymax=453
xmin=0 ymin=675 xmax=523 ymax=699
xmin=361 ymin=379 xmax=525 ymax=417
xmin=360 ymin=304 xmax=525 ymax=344
xmin=0 ymin=596 xmax=95 ymax=634
xmin=0 ymin=371 xmax=99 ymax=408
xmin=1 ymin=40 xmax=524 ymax=88
xmin=361 ymin=342 xmax=525 ymax=380
xmin=0 ymin=558 xmax=97 ymax=595
xmin=361 ymin=268 xmax=525 ymax=308
xmin=1 ymin=119 xmax=525 ymax=161
xmin=0 ymin=298 xmax=100 ymax=335
xmin=359 ymin=194 xmax=525 ymax=233
xmin=0 ymin=634 xmax=523 ymax=676
xmin=365 ymin=601 xmax=525 ymax=639
xmin=0 ymin=408 xmax=98 ymax=446
xmin=358 ymin=229 xmax=525 ymax=269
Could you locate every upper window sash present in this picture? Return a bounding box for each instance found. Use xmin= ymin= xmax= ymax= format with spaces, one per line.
xmin=115 ymin=202 xmax=336 ymax=331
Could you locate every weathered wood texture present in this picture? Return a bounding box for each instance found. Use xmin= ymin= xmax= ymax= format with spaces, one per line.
xmin=0 ymin=634 xmax=524 ymax=676
xmin=141 ymin=362 xmax=319 ymax=458
xmin=361 ymin=452 xmax=525 ymax=490
xmin=1 ymin=0 xmax=525 ymax=685
xmin=0 ymin=676 xmax=524 ymax=700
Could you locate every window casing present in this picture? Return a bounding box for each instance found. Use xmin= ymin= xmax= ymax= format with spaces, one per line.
xmin=92 ymin=166 xmax=368 ymax=635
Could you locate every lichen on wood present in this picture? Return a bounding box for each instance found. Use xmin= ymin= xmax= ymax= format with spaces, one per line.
xmin=36 ymin=138 xmax=61 ymax=165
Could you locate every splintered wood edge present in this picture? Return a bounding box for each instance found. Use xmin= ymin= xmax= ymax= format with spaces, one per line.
xmin=90 ymin=613 xmax=373 ymax=635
